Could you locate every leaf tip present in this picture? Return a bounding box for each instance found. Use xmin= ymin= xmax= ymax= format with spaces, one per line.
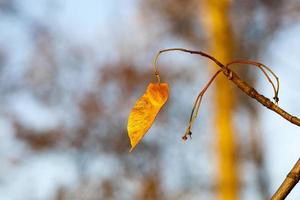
xmin=129 ymin=142 xmax=137 ymax=152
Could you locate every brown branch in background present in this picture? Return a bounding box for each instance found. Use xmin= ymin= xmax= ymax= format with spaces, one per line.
xmin=271 ymin=158 xmax=300 ymax=200
xmin=154 ymin=48 xmax=300 ymax=126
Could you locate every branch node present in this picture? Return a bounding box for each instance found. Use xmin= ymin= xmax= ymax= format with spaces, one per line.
xmin=265 ymin=99 xmax=273 ymax=109
xmin=290 ymin=116 xmax=296 ymax=122
xmin=287 ymin=172 xmax=300 ymax=182
xmin=248 ymin=88 xmax=257 ymax=98
xmin=227 ymin=70 xmax=233 ymax=80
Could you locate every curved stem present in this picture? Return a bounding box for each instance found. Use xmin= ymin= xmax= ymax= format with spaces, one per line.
xmin=182 ymin=69 xmax=222 ymax=140
xmin=226 ymin=60 xmax=280 ymax=104
xmin=153 ymin=48 xmax=225 ymax=83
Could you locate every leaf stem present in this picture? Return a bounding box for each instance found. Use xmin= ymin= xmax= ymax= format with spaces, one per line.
xmin=153 ymin=48 xmax=225 ymax=83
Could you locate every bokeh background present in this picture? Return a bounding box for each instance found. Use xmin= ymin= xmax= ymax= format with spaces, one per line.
xmin=0 ymin=0 xmax=300 ymax=199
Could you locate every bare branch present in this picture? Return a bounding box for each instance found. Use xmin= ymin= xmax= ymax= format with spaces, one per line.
xmin=153 ymin=48 xmax=300 ymax=198
xmin=154 ymin=48 xmax=300 ymax=126
xmin=271 ymin=158 xmax=300 ymax=200
xmin=226 ymin=69 xmax=300 ymax=126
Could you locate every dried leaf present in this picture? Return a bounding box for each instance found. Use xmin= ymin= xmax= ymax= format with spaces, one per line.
xmin=127 ymin=83 xmax=169 ymax=151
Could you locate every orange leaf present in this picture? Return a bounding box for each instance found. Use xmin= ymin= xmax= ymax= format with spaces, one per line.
xmin=127 ymin=83 xmax=169 ymax=151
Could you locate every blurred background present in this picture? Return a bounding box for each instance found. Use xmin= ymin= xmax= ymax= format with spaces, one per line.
xmin=0 ymin=0 xmax=300 ymax=199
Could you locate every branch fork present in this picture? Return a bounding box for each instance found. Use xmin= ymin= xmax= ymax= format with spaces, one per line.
xmin=153 ymin=47 xmax=300 ymax=200
xmin=153 ymin=48 xmax=300 ymax=138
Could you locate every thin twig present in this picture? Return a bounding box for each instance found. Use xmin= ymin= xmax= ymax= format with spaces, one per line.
xmin=153 ymin=48 xmax=224 ymax=83
xmin=271 ymin=158 xmax=300 ymax=200
xmin=226 ymin=60 xmax=280 ymax=104
xmin=154 ymin=48 xmax=300 ymax=126
xmin=182 ymin=69 xmax=222 ymax=140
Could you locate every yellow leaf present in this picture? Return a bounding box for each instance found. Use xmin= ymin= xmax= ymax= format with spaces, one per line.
xmin=127 ymin=83 xmax=169 ymax=152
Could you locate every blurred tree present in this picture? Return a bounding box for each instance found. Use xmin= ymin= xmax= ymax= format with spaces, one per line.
xmin=201 ymin=1 xmax=238 ymax=199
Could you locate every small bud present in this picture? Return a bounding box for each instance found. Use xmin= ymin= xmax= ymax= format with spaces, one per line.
xmin=182 ymin=135 xmax=188 ymax=141
xmin=273 ymin=96 xmax=279 ymax=103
